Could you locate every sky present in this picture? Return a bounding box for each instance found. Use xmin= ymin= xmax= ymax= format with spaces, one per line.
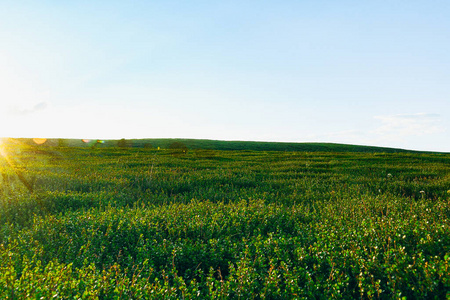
xmin=0 ymin=1 xmax=449 ymax=152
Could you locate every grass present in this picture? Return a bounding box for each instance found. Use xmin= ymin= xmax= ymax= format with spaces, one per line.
xmin=0 ymin=139 xmax=449 ymax=299
xmin=13 ymin=137 xmax=432 ymax=153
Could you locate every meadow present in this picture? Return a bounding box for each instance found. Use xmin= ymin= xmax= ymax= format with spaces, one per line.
xmin=0 ymin=140 xmax=449 ymax=299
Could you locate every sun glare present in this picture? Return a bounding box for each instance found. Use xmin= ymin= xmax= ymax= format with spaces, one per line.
xmin=32 ymin=138 xmax=47 ymax=145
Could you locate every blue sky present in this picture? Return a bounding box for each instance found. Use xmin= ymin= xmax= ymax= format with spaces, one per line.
xmin=0 ymin=1 xmax=449 ymax=151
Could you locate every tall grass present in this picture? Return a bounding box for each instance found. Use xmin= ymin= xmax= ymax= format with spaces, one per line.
xmin=0 ymin=144 xmax=449 ymax=298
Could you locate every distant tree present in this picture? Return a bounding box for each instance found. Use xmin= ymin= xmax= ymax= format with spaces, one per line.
xmin=117 ymin=138 xmax=130 ymax=148
xmin=168 ymin=141 xmax=188 ymax=154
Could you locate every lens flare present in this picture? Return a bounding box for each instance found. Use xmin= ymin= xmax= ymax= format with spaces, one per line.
xmin=33 ymin=138 xmax=47 ymax=145
xmin=0 ymin=139 xmax=34 ymax=193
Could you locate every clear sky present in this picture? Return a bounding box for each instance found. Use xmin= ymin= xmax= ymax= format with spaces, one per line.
xmin=0 ymin=1 xmax=449 ymax=152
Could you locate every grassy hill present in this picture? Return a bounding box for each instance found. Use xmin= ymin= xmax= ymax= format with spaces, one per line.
xmin=11 ymin=137 xmax=431 ymax=153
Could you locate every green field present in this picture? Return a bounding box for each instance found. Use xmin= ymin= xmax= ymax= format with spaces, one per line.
xmin=16 ymin=137 xmax=431 ymax=153
xmin=0 ymin=139 xmax=449 ymax=299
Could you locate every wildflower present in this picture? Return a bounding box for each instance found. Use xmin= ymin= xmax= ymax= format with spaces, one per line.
xmin=387 ymin=173 xmax=392 ymax=178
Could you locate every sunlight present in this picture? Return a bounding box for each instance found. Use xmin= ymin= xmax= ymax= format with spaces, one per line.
xmin=33 ymin=138 xmax=47 ymax=145
xmin=0 ymin=138 xmax=6 ymax=157
xmin=0 ymin=137 xmax=34 ymax=193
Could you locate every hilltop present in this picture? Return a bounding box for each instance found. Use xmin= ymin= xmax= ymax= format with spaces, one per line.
xmin=6 ymin=137 xmax=434 ymax=153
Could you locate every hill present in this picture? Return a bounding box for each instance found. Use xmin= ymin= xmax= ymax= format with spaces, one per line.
xmin=12 ymin=137 xmax=430 ymax=153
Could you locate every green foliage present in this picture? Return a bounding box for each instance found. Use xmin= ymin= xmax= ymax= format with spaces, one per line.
xmin=0 ymin=144 xmax=449 ymax=298
xmin=117 ymin=138 xmax=132 ymax=148
xmin=58 ymin=139 xmax=68 ymax=148
xmin=168 ymin=141 xmax=188 ymax=155
xmin=13 ymin=137 xmax=433 ymax=153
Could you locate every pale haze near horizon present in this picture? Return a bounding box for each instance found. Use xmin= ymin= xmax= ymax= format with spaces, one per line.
xmin=0 ymin=1 xmax=449 ymax=152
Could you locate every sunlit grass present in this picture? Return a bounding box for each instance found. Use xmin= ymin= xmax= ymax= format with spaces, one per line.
xmin=0 ymin=144 xmax=448 ymax=298
xmin=0 ymin=138 xmax=36 ymax=193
